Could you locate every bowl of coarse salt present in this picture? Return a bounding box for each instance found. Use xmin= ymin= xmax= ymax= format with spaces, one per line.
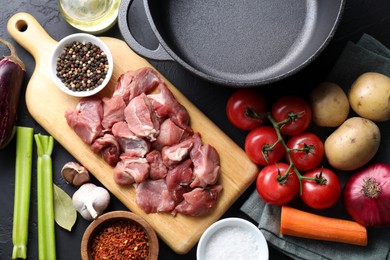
xmin=197 ymin=218 xmax=268 ymax=260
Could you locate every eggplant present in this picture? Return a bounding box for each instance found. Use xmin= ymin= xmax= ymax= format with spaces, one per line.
xmin=0 ymin=38 xmax=25 ymax=149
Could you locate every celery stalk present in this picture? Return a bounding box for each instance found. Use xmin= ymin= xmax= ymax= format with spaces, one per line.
xmin=35 ymin=134 xmax=56 ymax=260
xmin=12 ymin=127 xmax=34 ymax=259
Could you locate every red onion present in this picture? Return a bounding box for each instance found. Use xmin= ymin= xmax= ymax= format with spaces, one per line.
xmin=343 ymin=163 xmax=390 ymax=227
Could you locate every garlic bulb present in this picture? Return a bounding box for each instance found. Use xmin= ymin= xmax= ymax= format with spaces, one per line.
xmin=72 ymin=183 xmax=110 ymax=221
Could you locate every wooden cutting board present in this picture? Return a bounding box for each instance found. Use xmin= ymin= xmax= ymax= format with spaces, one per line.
xmin=8 ymin=12 xmax=259 ymax=254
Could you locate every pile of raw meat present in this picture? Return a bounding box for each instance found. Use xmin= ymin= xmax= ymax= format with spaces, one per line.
xmin=65 ymin=67 xmax=223 ymax=216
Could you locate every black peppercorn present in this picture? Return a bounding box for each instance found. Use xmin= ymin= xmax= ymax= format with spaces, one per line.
xmin=56 ymin=41 xmax=109 ymax=92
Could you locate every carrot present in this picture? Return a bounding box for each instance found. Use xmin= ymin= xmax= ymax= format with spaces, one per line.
xmin=280 ymin=206 xmax=368 ymax=246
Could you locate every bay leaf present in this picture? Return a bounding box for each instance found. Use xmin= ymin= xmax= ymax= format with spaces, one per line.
xmin=53 ymin=184 xmax=77 ymax=231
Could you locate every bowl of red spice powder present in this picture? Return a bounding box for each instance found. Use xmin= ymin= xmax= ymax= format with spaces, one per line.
xmin=81 ymin=211 xmax=159 ymax=260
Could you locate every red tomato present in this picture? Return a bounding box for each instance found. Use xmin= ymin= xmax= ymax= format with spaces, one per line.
xmin=226 ymin=89 xmax=268 ymax=130
xmin=301 ymin=168 xmax=341 ymax=209
xmin=286 ymin=132 xmax=324 ymax=171
xmin=256 ymin=163 xmax=300 ymax=205
xmin=245 ymin=126 xmax=285 ymax=165
xmin=271 ymin=96 xmax=312 ymax=136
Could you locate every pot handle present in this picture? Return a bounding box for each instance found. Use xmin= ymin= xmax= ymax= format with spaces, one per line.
xmin=118 ymin=0 xmax=173 ymax=61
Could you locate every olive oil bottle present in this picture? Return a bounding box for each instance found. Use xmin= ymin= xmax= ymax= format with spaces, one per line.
xmin=58 ymin=0 xmax=121 ymax=34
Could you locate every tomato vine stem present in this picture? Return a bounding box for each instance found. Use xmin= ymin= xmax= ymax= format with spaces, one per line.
xmin=247 ymin=108 xmax=322 ymax=194
xmin=244 ymin=109 xmax=270 ymax=120
xmin=266 ymin=113 xmax=317 ymax=195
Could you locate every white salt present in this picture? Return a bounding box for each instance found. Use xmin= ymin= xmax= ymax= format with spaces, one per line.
xmin=204 ymin=226 xmax=262 ymax=260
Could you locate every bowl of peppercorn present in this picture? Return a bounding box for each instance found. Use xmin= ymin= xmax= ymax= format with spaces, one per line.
xmin=50 ymin=33 xmax=113 ymax=97
xmin=81 ymin=210 xmax=159 ymax=260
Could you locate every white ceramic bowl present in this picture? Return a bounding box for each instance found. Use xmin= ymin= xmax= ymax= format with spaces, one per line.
xmin=197 ymin=218 xmax=269 ymax=260
xmin=50 ymin=33 xmax=113 ymax=97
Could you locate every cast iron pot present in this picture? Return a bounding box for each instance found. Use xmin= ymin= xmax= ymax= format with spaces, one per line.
xmin=118 ymin=0 xmax=345 ymax=87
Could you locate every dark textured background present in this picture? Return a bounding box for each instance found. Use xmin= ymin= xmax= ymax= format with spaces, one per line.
xmin=1 ymin=0 xmax=390 ymax=259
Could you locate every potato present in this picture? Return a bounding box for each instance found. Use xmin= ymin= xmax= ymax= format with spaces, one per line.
xmin=324 ymin=117 xmax=380 ymax=171
xmin=309 ymin=82 xmax=350 ymax=127
xmin=349 ymin=72 xmax=390 ymax=122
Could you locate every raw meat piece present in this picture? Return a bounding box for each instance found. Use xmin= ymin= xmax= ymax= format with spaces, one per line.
xmin=112 ymin=121 xmax=150 ymax=157
xmin=113 ymin=67 xmax=162 ymax=104
xmin=124 ymin=93 xmax=160 ymax=141
xmin=136 ymin=179 xmax=176 ymax=213
xmin=172 ymin=185 xmax=223 ymax=216
xmin=161 ymin=135 xmax=196 ymax=167
xmin=101 ymin=95 xmax=126 ymax=130
xmin=166 ymin=159 xmax=193 ymax=201
xmin=111 ymin=121 xmax=133 ymax=137
xmin=148 ymin=82 xmax=190 ymax=130
xmin=112 ymin=70 xmax=135 ymax=103
xmin=190 ymin=134 xmax=220 ymax=188
xmin=90 ymin=134 xmax=121 ymax=166
xmin=113 ymin=157 xmax=150 ymax=185
xmin=146 ymin=150 xmax=168 ymax=180
xmin=153 ymin=118 xmax=192 ymax=150
xmin=65 ymin=97 xmax=103 ymax=145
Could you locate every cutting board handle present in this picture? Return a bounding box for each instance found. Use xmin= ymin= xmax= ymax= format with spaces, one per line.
xmin=7 ymin=12 xmax=57 ymax=60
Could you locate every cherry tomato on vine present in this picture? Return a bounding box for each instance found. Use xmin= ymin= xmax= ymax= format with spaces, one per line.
xmin=286 ymin=132 xmax=324 ymax=171
xmin=245 ymin=126 xmax=285 ymax=165
xmin=301 ymin=168 xmax=341 ymax=209
xmin=271 ymin=96 xmax=312 ymax=136
xmin=256 ymin=162 xmax=300 ymax=205
xmin=226 ymin=89 xmax=268 ymax=130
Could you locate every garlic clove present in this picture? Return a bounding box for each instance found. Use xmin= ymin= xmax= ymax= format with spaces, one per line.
xmin=62 ymin=162 xmax=90 ymax=186
xmin=80 ymin=204 xmax=94 ymax=221
xmin=83 ymin=201 xmax=97 ymax=221
xmin=90 ymin=186 xmax=110 ymax=218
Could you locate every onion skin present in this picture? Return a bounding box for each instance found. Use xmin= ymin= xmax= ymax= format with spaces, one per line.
xmin=343 ymin=163 xmax=390 ymax=227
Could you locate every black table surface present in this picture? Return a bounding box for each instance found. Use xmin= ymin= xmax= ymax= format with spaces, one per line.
xmin=1 ymin=1 xmax=390 ymax=259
